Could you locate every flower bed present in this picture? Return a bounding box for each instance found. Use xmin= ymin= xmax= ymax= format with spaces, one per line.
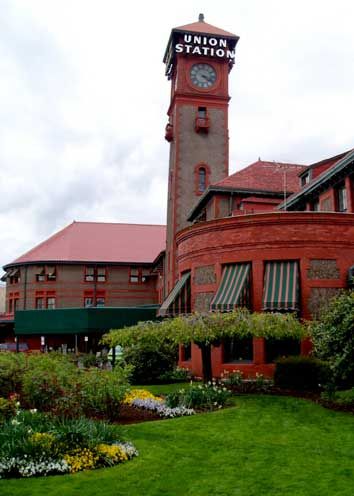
xmin=0 ymin=408 xmax=138 ymax=479
xmin=123 ymin=389 xmax=195 ymax=418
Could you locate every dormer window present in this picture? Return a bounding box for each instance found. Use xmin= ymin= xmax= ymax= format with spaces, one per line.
xmin=301 ymin=173 xmax=310 ymax=187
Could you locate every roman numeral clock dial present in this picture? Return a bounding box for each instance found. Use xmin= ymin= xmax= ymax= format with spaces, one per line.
xmin=190 ymin=63 xmax=217 ymax=88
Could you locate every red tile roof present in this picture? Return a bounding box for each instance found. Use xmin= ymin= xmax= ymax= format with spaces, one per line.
xmin=214 ymin=160 xmax=307 ymax=193
xmin=7 ymin=222 xmax=166 ymax=267
xmin=175 ymin=19 xmax=237 ymax=38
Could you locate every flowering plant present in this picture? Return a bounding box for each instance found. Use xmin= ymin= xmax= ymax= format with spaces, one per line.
xmin=166 ymin=381 xmax=231 ymax=411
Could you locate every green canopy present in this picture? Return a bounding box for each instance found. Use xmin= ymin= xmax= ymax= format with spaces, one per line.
xmin=210 ymin=263 xmax=251 ymax=311
xmin=14 ymin=306 xmax=158 ymax=336
xmin=262 ymin=261 xmax=299 ymax=311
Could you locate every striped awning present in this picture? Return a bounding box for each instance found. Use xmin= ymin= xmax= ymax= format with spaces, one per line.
xmin=210 ymin=263 xmax=251 ymax=312
xmin=158 ymin=272 xmax=191 ymax=317
xmin=262 ymin=261 xmax=299 ymax=311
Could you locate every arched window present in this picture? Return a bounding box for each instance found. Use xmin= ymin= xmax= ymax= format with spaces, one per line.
xmin=198 ymin=167 xmax=206 ymax=192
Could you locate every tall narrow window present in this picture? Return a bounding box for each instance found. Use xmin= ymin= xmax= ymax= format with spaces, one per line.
xmin=337 ymin=184 xmax=347 ymax=212
xmin=198 ymin=167 xmax=206 ymax=193
xmin=36 ymin=297 xmax=44 ymax=310
xmin=47 ymin=297 xmax=56 ymax=309
xmin=198 ymin=106 xmax=207 ymax=118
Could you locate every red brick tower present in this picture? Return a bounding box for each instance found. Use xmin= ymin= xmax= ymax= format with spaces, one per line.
xmin=163 ymin=14 xmax=239 ymax=292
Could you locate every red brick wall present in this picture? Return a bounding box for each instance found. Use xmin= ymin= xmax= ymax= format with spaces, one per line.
xmin=176 ymin=212 xmax=354 ymax=378
xmin=5 ymin=264 xmax=159 ymax=313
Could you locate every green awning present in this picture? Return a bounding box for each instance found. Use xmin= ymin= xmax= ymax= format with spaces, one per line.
xmin=158 ymin=272 xmax=191 ymax=317
xmin=14 ymin=306 xmax=159 ymax=336
xmin=210 ymin=263 xmax=251 ymax=311
xmin=262 ymin=261 xmax=299 ymax=311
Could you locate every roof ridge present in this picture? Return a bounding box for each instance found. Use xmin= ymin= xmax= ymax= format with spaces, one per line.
xmin=9 ymin=222 xmax=75 ymax=266
xmin=71 ymin=221 xmax=166 ymax=227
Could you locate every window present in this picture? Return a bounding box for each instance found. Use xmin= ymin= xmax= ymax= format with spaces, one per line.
xmin=84 ymin=297 xmax=94 ymax=308
xmin=337 ymin=184 xmax=347 ymax=212
xmin=198 ymin=106 xmax=207 ymax=118
xmin=8 ymin=299 xmax=13 ymax=313
xmin=46 ymin=266 xmax=56 ymax=281
xmin=97 ymin=267 xmax=106 ymax=282
xmin=96 ymin=297 xmax=105 ymax=307
xmin=13 ymin=299 xmax=19 ymax=312
xmin=36 ymin=297 xmax=44 ymax=310
xmin=301 ymin=173 xmax=310 ymax=187
xmin=223 ymin=337 xmax=253 ymax=363
xmin=85 ymin=267 xmax=95 ymax=282
xmin=36 ymin=267 xmax=46 ymax=282
xmin=312 ymin=199 xmax=320 ymax=211
xmin=181 ymin=344 xmax=191 ymax=361
xmin=265 ymin=338 xmax=301 ymax=363
xmin=9 ymin=269 xmax=20 ymax=284
xmin=198 ymin=167 xmax=206 ymax=193
xmin=85 ymin=266 xmax=106 ymax=282
xmin=47 ymin=297 xmax=56 ymax=309
xmin=129 ymin=267 xmax=148 ymax=284
xmin=36 ymin=266 xmax=56 ymax=282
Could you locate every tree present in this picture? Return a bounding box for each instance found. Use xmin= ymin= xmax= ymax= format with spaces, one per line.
xmin=310 ymin=291 xmax=354 ymax=388
xmin=102 ymin=310 xmax=305 ymax=383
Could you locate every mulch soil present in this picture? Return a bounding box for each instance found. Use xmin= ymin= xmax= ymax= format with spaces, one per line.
xmin=118 ymin=404 xmax=161 ymax=424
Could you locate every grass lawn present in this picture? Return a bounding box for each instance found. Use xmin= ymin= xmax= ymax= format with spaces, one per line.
xmin=1 ymin=394 xmax=354 ymax=496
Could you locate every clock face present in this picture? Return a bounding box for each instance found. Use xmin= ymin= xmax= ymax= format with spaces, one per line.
xmin=190 ymin=64 xmax=217 ymax=88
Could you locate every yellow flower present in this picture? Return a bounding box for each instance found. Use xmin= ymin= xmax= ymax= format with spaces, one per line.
xmin=96 ymin=443 xmax=128 ymax=463
xmin=64 ymin=448 xmax=99 ymax=473
xmin=123 ymin=389 xmax=163 ymax=405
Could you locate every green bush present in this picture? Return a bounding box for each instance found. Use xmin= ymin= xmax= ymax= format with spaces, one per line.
xmin=0 ymin=352 xmax=26 ymax=396
xmin=22 ymin=353 xmax=79 ymax=411
xmin=274 ymin=356 xmax=330 ymax=391
xmin=77 ymin=368 xmax=129 ymax=420
xmin=0 ymin=397 xmax=17 ymax=424
xmin=19 ymin=354 xmax=130 ymax=420
xmin=123 ymin=345 xmax=178 ymax=385
xmin=166 ymin=382 xmax=231 ymax=410
xmin=331 ymin=388 xmax=354 ymax=406
xmin=157 ymin=366 xmax=191 ymax=383
xmin=310 ymin=291 xmax=354 ymax=388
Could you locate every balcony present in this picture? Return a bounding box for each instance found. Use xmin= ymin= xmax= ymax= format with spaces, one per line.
xmin=164 ymin=123 xmax=173 ymax=142
xmin=195 ymin=116 xmax=210 ymax=133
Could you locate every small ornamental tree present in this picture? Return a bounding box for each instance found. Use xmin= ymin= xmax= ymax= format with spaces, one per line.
xmin=102 ymin=310 xmax=305 ymax=383
xmin=310 ymin=291 xmax=354 ymax=388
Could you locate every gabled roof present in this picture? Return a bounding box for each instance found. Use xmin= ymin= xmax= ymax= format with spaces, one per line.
xmin=4 ymin=222 xmax=166 ymax=269
xmin=187 ymin=160 xmax=307 ymax=221
xmin=215 ymin=160 xmax=307 ymax=193
xmin=279 ymin=148 xmax=354 ymax=210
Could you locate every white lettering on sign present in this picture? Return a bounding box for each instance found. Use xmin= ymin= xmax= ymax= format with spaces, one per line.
xmin=175 ymin=34 xmax=235 ymax=60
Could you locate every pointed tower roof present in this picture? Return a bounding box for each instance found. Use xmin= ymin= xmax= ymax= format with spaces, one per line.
xmin=175 ymin=14 xmax=238 ymax=38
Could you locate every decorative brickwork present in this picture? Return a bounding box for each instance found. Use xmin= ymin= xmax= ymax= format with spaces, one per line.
xmin=307 ymin=288 xmax=342 ymax=319
xmin=307 ymin=259 xmax=340 ymax=279
xmin=195 ymin=292 xmax=215 ymax=312
xmin=194 ymin=265 xmax=216 ymax=285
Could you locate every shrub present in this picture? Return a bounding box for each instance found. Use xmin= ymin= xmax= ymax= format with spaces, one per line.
xmin=274 ymin=356 xmax=330 ymax=391
xmin=20 ymin=354 xmax=130 ymax=420
xmin=166 ymin=382 xmax=231 ymax=410
xmin=78 ymin=368 xmax=129 ymax=420
xmin=329 ymin=388 xmax=354 ymax=406
xmin=0 ymin=352 xmax=26 ymax=396
xmin=123 ymin=345 xmax=178 ymax=385
xmin=157 ymin=367 xmax=191 ymax=383
xmin=310 ymin=291 xmax=354 ymax=388
xmin=0 ymin=397 xmax=17 ymax=424
xmin=21 ymin=353 xmax=79 ymax=411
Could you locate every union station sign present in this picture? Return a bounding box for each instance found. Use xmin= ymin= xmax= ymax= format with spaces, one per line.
xmin=175 ymin=34 xmax=235 ymax=59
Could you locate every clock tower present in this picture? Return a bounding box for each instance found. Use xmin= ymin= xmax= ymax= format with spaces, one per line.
xmin=163 ymin=14 xmax=239 ymax=291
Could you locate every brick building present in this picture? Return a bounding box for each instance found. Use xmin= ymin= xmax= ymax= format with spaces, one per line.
xmin=1 ymin=15 xmax=354 ymax=374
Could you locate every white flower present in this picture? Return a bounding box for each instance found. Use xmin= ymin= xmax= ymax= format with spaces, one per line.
xmin=29 ymin=409 xmax=37 ymax=414
xmin=11 ymin=419 xmax=20 ymax=426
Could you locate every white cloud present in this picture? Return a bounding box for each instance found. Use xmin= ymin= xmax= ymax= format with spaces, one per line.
xmin=0 ymin=0 xmax=353 ymax=269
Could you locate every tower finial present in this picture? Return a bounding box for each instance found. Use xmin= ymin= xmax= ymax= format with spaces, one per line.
xmin=198 ymin=13 xmax=205 ymax=22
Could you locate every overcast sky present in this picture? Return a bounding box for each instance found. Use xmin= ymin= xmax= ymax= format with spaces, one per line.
xmin=1 ymin=0 xmax=353 ymax=272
